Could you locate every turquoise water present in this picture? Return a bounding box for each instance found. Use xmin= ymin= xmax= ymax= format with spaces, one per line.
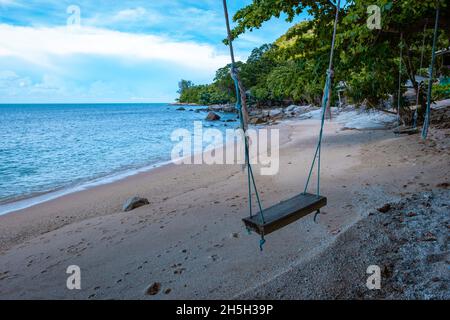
xmin=0 ymin=103 xmax=236 ymax=209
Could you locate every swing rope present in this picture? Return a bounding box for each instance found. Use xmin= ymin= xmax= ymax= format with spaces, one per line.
xmin=422 ymin=5 xmax=440 ymax=140
xmin=304 ymin=0 xmax=340 ymax=197
xmin=223 ymin=0 xmax=266 ymax=250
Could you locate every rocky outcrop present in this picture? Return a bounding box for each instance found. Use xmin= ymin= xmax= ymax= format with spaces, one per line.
xmin=246 ymin=105 xmax=317 ymax=125
xmin=208 ymin=104 xmax=236 ymax=113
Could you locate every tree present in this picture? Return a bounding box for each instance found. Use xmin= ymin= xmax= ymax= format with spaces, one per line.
xmin=178 ymin=79 xmax=194 ymax=94
xmin=229 ymin=0 xmax=449 ymax=123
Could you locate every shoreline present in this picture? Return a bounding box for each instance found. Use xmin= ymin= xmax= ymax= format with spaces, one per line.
xmin=0 ymin=159 xmax=176 ymax=216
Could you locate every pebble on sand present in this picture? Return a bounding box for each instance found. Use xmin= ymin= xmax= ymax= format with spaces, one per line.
xmin=145 ymin=282 xmax=161 ymax=295
xmin=377 ymin=203 xmax=391 ymax=213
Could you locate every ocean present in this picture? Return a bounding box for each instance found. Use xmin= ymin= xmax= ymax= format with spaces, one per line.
xmin=0 ymin=103 xmax=237 ymax=214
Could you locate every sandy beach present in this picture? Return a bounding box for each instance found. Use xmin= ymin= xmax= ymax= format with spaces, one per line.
xmin=0 ymin=110 xmax=449 ymax=299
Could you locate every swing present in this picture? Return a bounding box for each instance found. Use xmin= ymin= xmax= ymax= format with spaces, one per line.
xmin=242 ymin=193 xmax=327 ymax=236
xmin=222 ymin=0 xmax=341 ymax=248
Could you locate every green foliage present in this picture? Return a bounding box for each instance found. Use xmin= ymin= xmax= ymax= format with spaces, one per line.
xmin=433 ymin=83 xmax=450 ymax=100
xmin=178 ymin=83 xmax=233 ymax=105
xmin=178 ymin=0 xmax=450 ymax=108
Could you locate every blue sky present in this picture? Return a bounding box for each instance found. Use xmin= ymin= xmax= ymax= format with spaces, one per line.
xmin=0 ymin=0 xmax=306 ymax=103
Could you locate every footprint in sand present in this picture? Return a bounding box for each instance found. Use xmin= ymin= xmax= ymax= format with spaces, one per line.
xmin=209 ymin=255 xmax=219 ymax=262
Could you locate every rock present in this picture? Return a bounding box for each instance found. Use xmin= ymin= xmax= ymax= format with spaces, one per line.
xmin=176 ymin=107 xmax=186 ymax=111
xmin=222 ymin=105 xmax=236 ymax=113
xmin=377 ymin=203 xmax=391 ymax=213
xmin=249 ymin=117 xmax=267 ymax=125
xmin=205 ymin=112 xmax=221 ymax=121
xmin=436 ymin=182 xmax=450 ymax=189
xmin=123 ymin=196 xmax=150 ymax=212
xmin=269 ymin=108 xmax=283 ymax=118
xmin=286 ymin=105 xmax=298 ymax=112
xmin=293 ymin=105 xmax=313 ymax=114
xmin=164 ymin=288 xmax=172 ymax=295
xmin=194 ymin=109 xmax=201 ymax=113
xmin=145 ymin=282 xmax=161 ymax=295
xmin=422 ymin=232 xmax=437 ymax=242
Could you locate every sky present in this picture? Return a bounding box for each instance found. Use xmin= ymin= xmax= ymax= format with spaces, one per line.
xmin=0 ymin=0 xmax=306 ymax=103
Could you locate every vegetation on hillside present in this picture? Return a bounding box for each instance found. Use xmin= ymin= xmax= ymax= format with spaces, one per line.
xmin=177 ymin=0 xmax=449 ymax=123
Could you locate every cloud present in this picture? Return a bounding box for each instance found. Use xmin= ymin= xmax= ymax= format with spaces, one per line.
xmin=0 ymin=24 xmax=233 ymax=73
xmin=0 ymin=0 xmax=20 ymax=6
xmin=113 ymin=7 xmax=148 ymax=21
xmin=84 ymin=6 xmax=164 ymax=28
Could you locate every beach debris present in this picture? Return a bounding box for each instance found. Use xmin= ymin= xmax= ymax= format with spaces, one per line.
xmin=145 ymin=282 xmax=161 ymax=295
xmin=205 ymin=112 xmax=221 ymax=121
xmin=122 ymin=196 xmax=150 ymax=212
xmin=176 ymin=107 xmax=186 ymax=111
xmin=377 ymin=203 xmax=391 ymax=213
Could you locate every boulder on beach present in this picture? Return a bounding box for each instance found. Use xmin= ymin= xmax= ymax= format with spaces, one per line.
xmin=206 ymin=112 xmax=221 ymax=121
xmin=123 ymin=196 xmax=150 ymax=212
xmin=286 ymin=105 xmax=298 ymax=112
xmin=176 ymin=107 xmax=186 ymax=111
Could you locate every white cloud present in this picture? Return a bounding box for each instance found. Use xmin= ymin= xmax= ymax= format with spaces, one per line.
xmin=0 ymin=70 xmax=31 ymax=89
xmin=0 ymin=0 xmax=19 ymax=5
xmin=84 ymin=6 xmax=163 ymax=27
xmin=0 ymin=24 xmax=233 ymax=73
xmin=113 ymin=7 xmax=148 ymax=21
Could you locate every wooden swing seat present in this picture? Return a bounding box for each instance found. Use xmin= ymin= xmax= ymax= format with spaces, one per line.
xmin=242 ymin=193 xmax=327 ymax=236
